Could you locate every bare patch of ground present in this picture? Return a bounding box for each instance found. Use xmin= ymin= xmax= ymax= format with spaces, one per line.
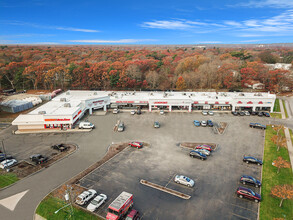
xmin=218 ymin=122 xmax=228 ymax=134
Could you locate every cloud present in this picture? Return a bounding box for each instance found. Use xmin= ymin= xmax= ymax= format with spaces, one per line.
xmin=234 ymin=0 xmax=293 ymax=8
xmin=141 ymin=20 xmax=193 ymax=30
xmin=197 ymin=41 xmax=222 ymax=44
xmin=66 ymin=39 xmax=157 ymax=43
xmin=0 ymin=20 xmax=99 ymax=33
xmin=239 ymin=39 xmax=263 ymax=43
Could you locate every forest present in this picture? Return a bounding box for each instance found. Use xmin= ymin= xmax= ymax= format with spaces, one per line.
xmin=0 ymin=45 xmax=293 ymax=93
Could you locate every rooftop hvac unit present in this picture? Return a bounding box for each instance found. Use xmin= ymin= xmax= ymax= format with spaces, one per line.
xmin=150 ymin=93 xmax=153 ymax=96
xmin=64 ymin=103 xmax=71 ymax=107
xmin=38 ymin=111 xmax=46 ymax=114
xmin=115 ymin=95 xmax=118 ymax=98
xmin=60 ymin=98 xmax=67 ymax=102
xmin=254 ymin=93 xmax=262 ymax=96
xmin=66 ymin=92 xmax=70 ymax=95
xmin=183 ymin=93 xmax=186 ymax=95
xmin=239 ymin=93 xmax=245 ymax=96
xmin=94 ymin=92 xmax=97 ymax=95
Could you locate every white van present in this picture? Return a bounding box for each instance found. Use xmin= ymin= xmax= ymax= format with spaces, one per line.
xmin=79 ymin=121 xmax=95 ymax=129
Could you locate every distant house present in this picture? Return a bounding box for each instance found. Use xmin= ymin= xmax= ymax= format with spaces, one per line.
xmin=265 ymin=63 xmax=292 ymax=70
xmin=244 ymin=80 xmax=265 ymax=90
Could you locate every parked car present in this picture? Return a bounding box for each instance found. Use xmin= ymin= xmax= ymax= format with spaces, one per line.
xmin=249 ymin=123 xmax=266 ymax=130
xmin=251 ymin=111 xmax=257 ymax=116
xmin=76 ymin=189 xmax=97 ymax=205
xmin=195 ymin=144 xmax=212 ymax=151
xmin=243 ymin=156 xmax=263 ymax=165
xmin=263 ymin=112 xmax=270 ymax=117
xmin=113 ymin=108 xmax=119 ymax=114
xmin=189 ymin=150 xmax=207 ymax=160
xmin=208 ymin=111 xmax=214 ymax=115
xmin=207 ymin=120 xmax=213 ymax=127
xmin=129 ymin=142 xmax=143 ymax=149
xmin=126 ymin=209 xmax=140 ymax=220
xmin=0 ymin=159 xmax=17 ymax=169
xmin=160 ymin=109 xmax=165 ymax=115
xmin=131 ymin=110 xmax=136 ymax=115
xmin=240 ymin=175 xmax=261 ymax=187
xmin=174 ymin=175 xmax=194 ymax=187
xmin=194 ymin=148 xmax=210 ymax=156
xmin=154 ymin=121 xmax=160 ymax=128
xmin=30 ymin=154 xmax=48 ymax=165
xmin=244 ymin=111 xmax=250 ymax=116
xmin=202 ymin=111 xmax=208 ymax=116
xmin=258 ymin=112 xmax=263 ymax=117
xmin=51 ymin=144 xmax=68 ymax=152
xmin=239 ymin=111 xmax=245 ymax=116
xmin=201 ymin=120 xmax=207 ymax=127
xmin=79 ymin=121 xmax=95 ymax=129
xmin=193 ymin=120 xmax=201 ymax=127
xmin=236 ymin=187 xmax=261 ymax=203
xmin=87 ymin=193 xmax=107 ymax=212
xmin=117 ymin=122 xmax=124 ymax=132
xmin=137 ymin=109 xmax=141 ymax=115
xmin=0 ymin=154 xmax=13 ymax=162
xmin=232 ymin=111 xmax=238 ymax=116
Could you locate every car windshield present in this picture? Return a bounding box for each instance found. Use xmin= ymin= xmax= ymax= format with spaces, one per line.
xmin=251 ymin=177 xmax=256 ymax=182
xmin=108 ymin=208 xmax=119 ymax=215
xmin=250 ymin=190 xmax=255 ymax=196
xmin=91 ymin=199 xmax=99 ymax=205
xmin=185 ymin=177 xmax=190 ymax=182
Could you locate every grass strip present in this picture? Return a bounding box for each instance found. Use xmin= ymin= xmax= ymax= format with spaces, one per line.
xmin=273 ymin=98 xmax=280 ymax=112
xmin=282 ymin=100 xmax=288 ymax=118
xmin=0 ymin=173 xmax=19 ymax=188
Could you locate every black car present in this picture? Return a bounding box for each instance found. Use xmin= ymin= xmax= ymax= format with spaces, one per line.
xmin=243 ymin=156 xmax=263 ymax=165
xmin=137 ymin=109 xmax=142 ymax=115
xmin=263 ymin=112 xmax=270 ymax=117
xmin=207 ymin=120 xmax=213 ymax=127
xmin=189 ymin=150 xmax=207 ymax=160
xmin=251 ymin=111 xmax=257 ymax=116
xmin=51 ymin=144 xmax=68 ymax=152
xmin=257 ymin=112 xmax=263 ymax=117
xmin=0 ymin=154 xmax=13 ymax=162
xmin=240 ymin=175 xmax=261 ymax=187
xmin=232 ymin=111 xmax=238 ymax=116
xmin=239 ymin=111 xmax=245 ymax=116
xmin=249 ymin=123 xmax=266 ymax=129
xmin=30 ymin=154 xmax=48 ymax=165
xmin=236 ymin=187 xmax=261 ymax=203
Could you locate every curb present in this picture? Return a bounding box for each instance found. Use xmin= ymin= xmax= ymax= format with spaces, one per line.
xmin=14 ymin=129 xmax=92 ymax=135
xmin=140 ymin=179 xmax=191 ymax=200
xmin=0 ymin=144 xmax=79 ymax=192
xmin=258 ymin=124 xmax=266 ymax=220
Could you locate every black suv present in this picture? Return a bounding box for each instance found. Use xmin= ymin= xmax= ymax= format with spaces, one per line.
xmin=240 ymin=175 xmax=261 ymax=187
xmin=243 ymin=156 xmax=263 ymax=165
xmin=30 ymin=154 xmax=48 ymax=164
xmin=0 ymin=154 xmax=13 ymax=162
xmin=207 ymin=120 xmax=213 ymax=127
xmin=249 ymin=123 xmax=266 ymax=129
xmin=51 ymin=144 xmax=68 ymax=152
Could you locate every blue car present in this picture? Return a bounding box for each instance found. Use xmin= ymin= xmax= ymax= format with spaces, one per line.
xmin=189 ymin=150 xmax=207 ymax=160
xmin=243 ymin=156 xmax=263 ymax=165
xmin=193 ymin=120 xmax=201 ymax=127
xmin=240 ymin=175 xmax=261 ymax=187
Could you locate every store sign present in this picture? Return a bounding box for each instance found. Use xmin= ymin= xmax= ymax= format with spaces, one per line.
xmin=93 ymin=100 xmax=104 ymax=104
xmin=140 ymin=101 xmax=148 ymax=104
xmin=154 ymin=102 xmax=168 ymax=104
xmin=247 ymin=101 xmax=253 ymax=104
xmin=259 ymin=101 xmax=263 ymax=104
xmin=73 ymin=110 xmax=82 ymax=120
xmin=205 ymin=101 xmax=208 ymax=104
xmin=116 ymin=101 xmax=134 ymax=103
xmin=45 ymin=118 xmax=70 ymax=122
xmin=225 ymin=102 xmax=229 ymax=104
xmin=237 ymin=101 xmax=242 ymax=104
xmin=194 ymin=101 xmax=198 ymax=104
xmin=215 ymin=101 xmax=219 ymax=104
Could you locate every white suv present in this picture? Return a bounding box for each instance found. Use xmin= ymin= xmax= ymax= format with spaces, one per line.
xmin=75 ymin=189 xmax=97 ymax=205
xmin=79 ymin=122 xmax=95 ymax=129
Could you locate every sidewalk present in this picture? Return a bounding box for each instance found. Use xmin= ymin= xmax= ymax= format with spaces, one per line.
xmin=279 ymin=98 xmax=293 ymax=172
xmin=14 ymin=128 xmax=92 ymax=134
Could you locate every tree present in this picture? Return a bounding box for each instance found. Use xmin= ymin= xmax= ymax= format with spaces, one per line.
xmin=176 ymin=76 xmax=187 ymax=90
xmin=272 ymin=156 xmax=291 ymax=173
xmin=271 ymin=184 xmax=293 ymax=207
xmin=146 ymin=70 xmax=159 ymax=89
xmin=258 ymin=51 xmax=278 ymax=64
xmin=271 ymin=135 xmax=287 ymax=151
xmin=0 ymin=62 xmax=26 ymax=89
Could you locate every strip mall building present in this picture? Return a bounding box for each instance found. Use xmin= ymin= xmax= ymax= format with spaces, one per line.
xmin=12 ymin=90 xmax=276 ymax=131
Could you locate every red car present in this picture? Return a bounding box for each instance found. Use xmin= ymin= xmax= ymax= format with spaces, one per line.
xmin=236 ymin=186 xmax=261 ymax=203
xmin=126 ymin=209 xmax=140 ymax=220
xmin=129 ymin=142 xmax=143 ymax=149
xmin=195 ymin=145 xmax=212 ymax=151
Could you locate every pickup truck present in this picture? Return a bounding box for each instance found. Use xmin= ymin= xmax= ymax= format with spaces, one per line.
xmin=249 ymin=123 xmax=266 ymax=130
xmin=51 ymin=144 xmax=68 ymax=152
xmin=30 ymin=154 xmax=48 ymax=164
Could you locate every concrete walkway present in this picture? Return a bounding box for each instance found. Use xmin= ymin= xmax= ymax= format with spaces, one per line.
xmin=279 ymin=98 xmax=293 ymax=172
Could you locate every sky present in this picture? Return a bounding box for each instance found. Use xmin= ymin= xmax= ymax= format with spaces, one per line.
xmin=1 ymin=0 xmax=293 ymax=45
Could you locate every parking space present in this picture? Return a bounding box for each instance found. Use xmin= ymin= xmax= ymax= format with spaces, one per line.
xmin=74 ymin=111 xmax=267 ymax=220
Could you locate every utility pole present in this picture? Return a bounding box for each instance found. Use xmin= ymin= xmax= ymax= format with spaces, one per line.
xmin=65 ymin=185 xmax=74 ymax=220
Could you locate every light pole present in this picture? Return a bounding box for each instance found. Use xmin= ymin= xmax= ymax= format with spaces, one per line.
xmin=54 ymin=185 xmax=74 ymax=219
xmin=54 ymin=203 xmax=71 ymax=214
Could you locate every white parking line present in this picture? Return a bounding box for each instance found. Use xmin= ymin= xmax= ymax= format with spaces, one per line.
xmin=228 ymin=200 xmax=258 ymax=214
xmin=230 ymin=212 xmax=251 ymax=220
xmin=164 ymin=173 xmax=176 ymax=188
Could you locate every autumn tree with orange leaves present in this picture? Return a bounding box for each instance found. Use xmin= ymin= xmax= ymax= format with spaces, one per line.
xmin=272 ymin=156 xmax=291 ymax=173
xmin=176 ymin=76 xmax=187 ymax=90
xmin=271 ymin=184 xmax=293 ymax=207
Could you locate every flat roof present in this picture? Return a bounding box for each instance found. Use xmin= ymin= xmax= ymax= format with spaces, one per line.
xmin=12 ymin=114 xmax=44 ymax=125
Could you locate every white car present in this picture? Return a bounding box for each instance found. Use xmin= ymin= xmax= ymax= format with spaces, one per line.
xmin=75 ymin=189 xmax=97 ymax=205
xmin=201 ymin=120 xmax=207 ymax=127
xmin=113 ymin=109 xmax=119 ymax=114
xmin=208 ymin=111 xmax=214 ymax=116
xmin=245 ymin=111 xmax=250 ymax=116
xmin=79 ymin=122 xmax=95 ymax=129
xmin=160 ymin=110 xmax=165 ymax=115
xmin=131 ymin=110 xmax=136 ymax=115
xmin=194 ymin=148 xmax=210 ymax=156
xmin=0 ymin=159 xmax=17 ymax=169
xmin=87 ymin=194 xmax=107 ymax=212
xmin=174 ymin=175 xmax=194 ymax=187
xmin=202 ymin=111 xmax=208 ymax=116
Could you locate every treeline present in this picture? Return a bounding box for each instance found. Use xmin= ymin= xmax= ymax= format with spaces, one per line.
xmin=0 ymin=45 xmax=292 ymax=92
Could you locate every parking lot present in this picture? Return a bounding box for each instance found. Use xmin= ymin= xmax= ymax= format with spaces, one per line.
xmin=76 ymin=111 xmax=266 ymax=220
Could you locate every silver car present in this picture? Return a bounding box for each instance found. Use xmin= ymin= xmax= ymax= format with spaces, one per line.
xmin=202 ymin=111 xmax=208 ymax=116
xmin=208 ymin=111 xmax=214 ymax=115
xmin=117 ymin=122 xmax=124 ymax=132
xmin=174 ymin=175 xmax=194 ymax=187
xmin=201 ymin=120 xmax=207 ymax=127
xmin=194 ymin=148 xmax=210 ymax=156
